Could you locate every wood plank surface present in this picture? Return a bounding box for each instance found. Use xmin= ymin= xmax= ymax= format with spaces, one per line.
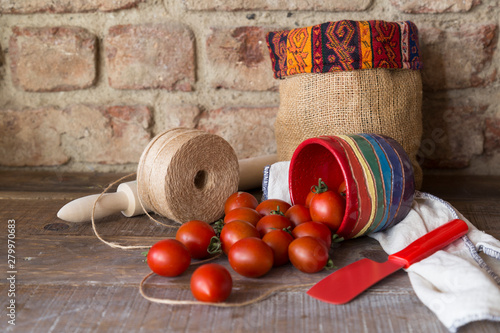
xmin=1 ymin=171 xmax=499 ymax=332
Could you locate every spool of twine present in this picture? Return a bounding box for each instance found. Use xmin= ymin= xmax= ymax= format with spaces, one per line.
xmin=137 ymin=128 xmax=239 ymax=224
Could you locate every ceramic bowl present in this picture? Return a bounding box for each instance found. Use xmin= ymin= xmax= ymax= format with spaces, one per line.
xmin=289 ymin=134 xmax=415 ymax=239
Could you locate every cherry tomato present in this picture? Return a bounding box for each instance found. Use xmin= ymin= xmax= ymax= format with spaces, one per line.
xmin=305 ymin=191 xmax=315 ymax=208
xmin=291 ymin=221 xmax=332 ymax=248
xmin=309 ymin=190 xmax=345 ymax=232
xmin=262 ymin=229 xmax=294 ymax=267
xmin=228 ymin=237 xmax=273 ymax=278
xmin=176 ymin=220 xmax=216 ymax=259
xmin=224 ymin=192 xmax=258 ymax=214
xmin=256 ymin=214 xmax=292 ymax=237
xmin=190 ymin=263 xmax=232 ymax=303
xmin=338 ymin=180 xmax=346 ymax=197
xmin=224 ymin=207 xmax=261 ymax=227
xmin=256 ymin=199 xmax=291 ymax=216
xmin=220 ymin=220 xmax=260 ymax=255
xmin=147 ymin=239 xmax=191 ymax=277
xmin=288 ymin=236 xmax=329 ymax=273
xmin=285 ymin=204 xmax=311 ymax=228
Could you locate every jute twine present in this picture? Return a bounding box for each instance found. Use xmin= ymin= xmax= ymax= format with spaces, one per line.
xmin=137 ymin=128 xmax=240 ymax=224
xmin=90 ymin=128 xmax=240 ymax=249
xmin=276 ymin=68 xmax=423 ymax=189
xmin=90 ymin=172 xmax=148 ymax=249
xmin=139 ymin=271 xmax=314 ymax=307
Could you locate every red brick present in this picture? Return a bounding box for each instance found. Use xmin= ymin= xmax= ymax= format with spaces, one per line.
xmin=105 ymin=24 xmax=195 ymax=91
xmin=420 ymin=24 xmax=497 ymax=91
xmin=390 ymin=0 xmax=480 ymax=13
xmin=0 ymin=105 xmax=151 ymax=166
xmin=197 ymin=106 xmax=278 ymax=158
xmin=154 ymin=102 xmax=201 ymax=132
xmin=0 ymin=0 xmax=142 ymax=14
xmin=419 ymin=97 xmax=488 ymax=169
xmin=66 ymin=105 xmax=151 ymax=164
xmin=206 ymin=26 xmax=277 ymax=91
xmin=184 ymin=0 xmax=371 ymax=11
xmin=485 ymin=117 xmax=500 ymax=154
xmin=0 ymin=107 xmax=69 ymax=166
xmin=9 ymin=26 xmax=97 ymax=92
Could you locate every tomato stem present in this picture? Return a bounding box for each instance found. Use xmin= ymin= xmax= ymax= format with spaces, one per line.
xmin=207 ymin=236 xmax=222 ymax=255
xmin=311 ymin=178 xmax=328 ymax=194
xmin=324 ymin=258 xmax=336 ymax=270
xmin=269 ymin=226 xmax=292 ymax=234
xmin=283 ymin=226 xmax=292 ymax=235
xmin=212 ymin=219 xmax=224 ymax=237
xmin=270 ymin=205 xmax=285 ymax=216
xmin=141 ymin=249 xmax=149 ymax=263
xmin=332 ymin=234 xmax=344 ymax=243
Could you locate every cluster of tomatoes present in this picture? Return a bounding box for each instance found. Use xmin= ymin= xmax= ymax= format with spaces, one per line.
xmin=145 ymin=178 xmax=346 ymax=303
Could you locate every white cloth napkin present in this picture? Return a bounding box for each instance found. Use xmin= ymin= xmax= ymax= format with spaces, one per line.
xmin=263 ymin=161 xmax=500 ymax=332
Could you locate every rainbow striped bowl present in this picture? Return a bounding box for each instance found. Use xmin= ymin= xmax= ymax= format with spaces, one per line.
xmin=289 ymin=134 xmax=415 ymax=239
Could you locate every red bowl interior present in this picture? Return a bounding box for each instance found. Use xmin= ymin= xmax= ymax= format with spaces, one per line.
xmin=289 ymin=137 xmax=358 ymax=237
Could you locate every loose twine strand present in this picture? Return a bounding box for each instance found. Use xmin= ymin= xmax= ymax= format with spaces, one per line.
xmin=139 ymin=271 xmax=314 ymax=307
xmin=90 ymin=172 xmax=147 ymax=249
xmin=90 ymin=172 xmax=179 ymax=250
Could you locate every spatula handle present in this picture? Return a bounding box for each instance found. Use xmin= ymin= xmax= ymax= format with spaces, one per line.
xmin=388 ymin=219 xmax=469 ymax=268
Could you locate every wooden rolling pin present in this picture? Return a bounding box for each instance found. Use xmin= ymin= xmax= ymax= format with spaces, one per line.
xmin=57 ymin=154 xmax=277 ymax=223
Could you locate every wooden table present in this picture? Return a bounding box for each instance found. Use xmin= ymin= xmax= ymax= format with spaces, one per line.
xmin=1 ymin=171 xmax=499 ymax=332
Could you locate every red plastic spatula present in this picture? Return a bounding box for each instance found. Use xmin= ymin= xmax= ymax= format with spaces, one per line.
xmin=307 ymin=219 xmax=469 ymax=304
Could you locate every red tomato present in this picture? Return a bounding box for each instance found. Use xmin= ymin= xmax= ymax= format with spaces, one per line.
xmin=224 ymin=207 xmax=261 ymax=227
xmin=309 ymin=190 xmax=345 ymax=232
xmin=262 ymin=229 xmax=294 ymax=267
xmin=285 ymin=204 xmax=311 ymax=228
xmin=256 ymin=199 xmax=291 ymax=216
xmin=176 ymin=220 xmax=216 ymax=259
xmin=190 ymin=263 xmax=232 ymax=303
xmin=305 ymin=191 xmax=315 ymax=208
xmin=224 ymin=192 xmax=258 ymax=214
xmin=228 ymin=237 xmax=273 ymax=278
xmin=288 ymin=236 xmax=329 ymax=273
xmin=256 ymin=214 xmax=292 ymax=237
xmin=306 ymin=178 xmax=331 ymax=207
xmin=291 ymin=221 xmax=332 ymax=248
xmin=147 ymin=239 xmax=191 ymax=277
xmin=220 ymin=220 xmax=260 ymax=255
xmin=338 ymin=180 xmax=346 ymax=197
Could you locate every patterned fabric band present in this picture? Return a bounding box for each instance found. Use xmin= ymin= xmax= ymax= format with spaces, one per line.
xmin=266 ymin=20 xmax=423 ymax=79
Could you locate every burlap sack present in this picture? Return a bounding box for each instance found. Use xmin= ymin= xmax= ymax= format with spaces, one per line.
xmin=277 ymin=69 xmax=423 ymax=188
xmin=266 ymin=20 xmax=424 ymax=189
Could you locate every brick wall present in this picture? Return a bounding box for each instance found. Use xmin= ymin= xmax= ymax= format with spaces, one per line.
xmin=0 ymin=0 xmax=498 ymax=175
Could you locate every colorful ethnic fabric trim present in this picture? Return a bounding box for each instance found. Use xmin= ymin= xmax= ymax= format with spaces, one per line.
xmin=266 ymin=20 xmax=423 ymax=79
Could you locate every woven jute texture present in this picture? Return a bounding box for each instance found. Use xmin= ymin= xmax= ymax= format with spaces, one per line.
xmin=276 ymin=68 xmax=423 ymax=189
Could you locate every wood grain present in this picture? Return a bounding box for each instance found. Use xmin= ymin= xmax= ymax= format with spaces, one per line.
xmin=0 ymin=171 xmax=499 ymax=332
